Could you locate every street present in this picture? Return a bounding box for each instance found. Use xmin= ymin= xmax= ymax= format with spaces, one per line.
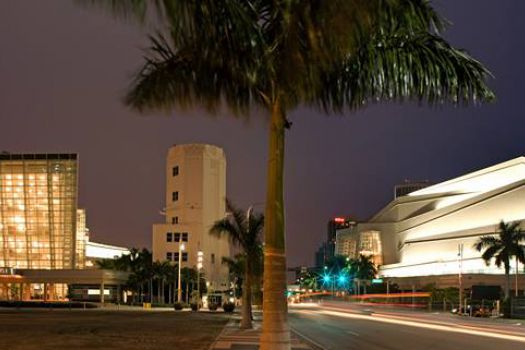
xmin=289 ymin=302 xmax=525 ymax=350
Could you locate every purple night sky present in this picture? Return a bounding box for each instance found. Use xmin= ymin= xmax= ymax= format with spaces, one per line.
xmin=1 ymin=1 xmax=524 ymax=268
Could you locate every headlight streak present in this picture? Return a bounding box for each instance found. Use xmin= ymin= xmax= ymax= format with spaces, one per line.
xmin=293 ymin=309 xmax=525 ymax=343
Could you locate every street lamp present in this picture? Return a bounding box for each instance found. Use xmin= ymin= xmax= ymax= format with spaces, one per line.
xmin=197 ymin=250 xmax=203 ymax=306
xmin=177 ymin=243 xmax=185 ymax=302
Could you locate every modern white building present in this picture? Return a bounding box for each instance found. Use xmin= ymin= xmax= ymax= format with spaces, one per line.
xmin=338 ymin=157 xmax=525 ymax=289
xmin=152 ymin=144 xmax=230 ymax=292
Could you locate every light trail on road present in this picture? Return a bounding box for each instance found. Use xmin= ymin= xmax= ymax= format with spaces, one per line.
xmin=293 ymin=308 xmax=525 ymax=344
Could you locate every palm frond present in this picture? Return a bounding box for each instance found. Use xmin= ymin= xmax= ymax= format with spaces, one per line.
xmin=318 ymin=30 xmax=494 ymax=112
xmin=209 ymin=217 xmax=244 ymax=247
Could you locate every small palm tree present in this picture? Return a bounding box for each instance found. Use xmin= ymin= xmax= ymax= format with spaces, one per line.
xmin=222 ymin=255 xmax=246 ymax=300
xmin=210 ymin=201 xmax=264 ymax=329
xmin=474 ymin=220 xmax=525 ymax=299
xmin=348 ymin=255 xmax=378 ymax=295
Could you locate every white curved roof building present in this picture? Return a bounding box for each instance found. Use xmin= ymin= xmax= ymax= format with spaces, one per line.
xmin=349 ymin=157 xmax=525 ymax=283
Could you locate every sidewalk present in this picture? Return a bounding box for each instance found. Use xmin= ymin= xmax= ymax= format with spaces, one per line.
xmin=210 ymin=312 xmax=316 ymax=350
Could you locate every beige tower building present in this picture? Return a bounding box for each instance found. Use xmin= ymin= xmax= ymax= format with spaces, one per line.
xmin=152 ymin=144 xmax=230 ymax=291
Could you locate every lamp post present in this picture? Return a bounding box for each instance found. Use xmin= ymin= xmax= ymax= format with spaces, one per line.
xmin=177 ymin=243 xmax=185 ymax=302
xmin=197 ymin=250 xmax=203 ymax=306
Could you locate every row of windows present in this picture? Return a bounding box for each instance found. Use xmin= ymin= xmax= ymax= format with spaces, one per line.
xmin=166 ymin=252 xmax=187 ymax=262
xmin=166 ymin=232 xmax=188 ymax=242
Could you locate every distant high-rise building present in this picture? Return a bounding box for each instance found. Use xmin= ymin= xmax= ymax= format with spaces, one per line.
xmin=152 ymin=144 xmax=230 ymax=291
xmin=314 ymin=242 xmax=328 ymax=269
xmin=394 ymin=180 xmax=430 ymax=198
xmin=326 ymin=217 xmax=357 ymax=260
xmin=0 ymin=153 xmax=78 ymax=269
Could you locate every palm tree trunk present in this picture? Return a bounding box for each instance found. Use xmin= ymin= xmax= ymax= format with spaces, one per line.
xmin=505 ymin=266 xmax=510 ymax=300
xmin=241 ymin=258 xmax=253 ymax=329
xmin=261 ymin=100 xmax=291 ymax=350
xmin=157 ymin=279 xmax=161 ymax=304
xmin=150 ymin=279 xmax=153 ymax=303
xmin=516 ymin=258 xmax=519 ymax=297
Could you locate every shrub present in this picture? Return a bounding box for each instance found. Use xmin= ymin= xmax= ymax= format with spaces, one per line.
xmin=208 ymin=303 xmax=218 ymax=311
xmin=174 ymin=302 xmax=184 ymax=311
xmin=223 ymin=302 xmax=235 ymax=313
xmin=190 ymin=303 xmax=199 ymax=312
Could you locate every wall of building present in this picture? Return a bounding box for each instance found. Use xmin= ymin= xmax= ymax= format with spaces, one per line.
xmin=0 ymin=154 xmax=78 ymax=270
xmin=152 ymin=144 xmax=230 ymax=291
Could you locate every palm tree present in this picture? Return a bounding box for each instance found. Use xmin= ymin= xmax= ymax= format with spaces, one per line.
xmin=474 ymin=220 xmax=525 ymax=299
xmin=210 ymin=201 xmax=264 ymax=329
xmin=222 ymin=255 xmax=246 ymax=300
xmin=349 ymin=255 xmax=378 ymax=294
xmin=81 ymin=2 xmax=494 ymax=348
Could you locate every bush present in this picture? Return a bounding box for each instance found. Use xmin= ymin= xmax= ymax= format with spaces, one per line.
xmin=0 ymin=301 xmax=97 ymax=309
xmin=173 ymin=302 xmax=184 ymax=311
xmin=208 ymin=303 xmax=218 ymax=311
xmin=223 ymin=302 xmax=235 ymax=313
xmin=190 ymin=303 xmax=199 ymax=312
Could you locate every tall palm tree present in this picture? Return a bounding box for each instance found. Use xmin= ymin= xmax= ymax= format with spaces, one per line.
xmin=82 ymin=2 xmax=494 ymax=348
xmin=210 ymin=201 xmax=264 ymax=329
xmin=474 ymin=220 xmax=525 ymax=300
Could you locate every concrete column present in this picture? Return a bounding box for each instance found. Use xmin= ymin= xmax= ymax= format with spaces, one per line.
xmin=100 ymin=282 xmax=105 ymax=305
xmin=43 ymin=283 xmax=48 ymax=302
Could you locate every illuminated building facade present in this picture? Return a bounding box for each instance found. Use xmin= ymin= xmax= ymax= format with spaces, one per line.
xmin=152 ymin=144 xmax=230 ymax=291
xmin=335 ymin=228 xmax=383 ymax=266
xmin=0 ymin=153 xmax=130 ymax=302
xmin=325 ymin=217 xmax=356 ymax=261
xmin=355 ymin=157 xmax=525 ymax=289
xmin=0 ymin=153 xmax=78 ymax=270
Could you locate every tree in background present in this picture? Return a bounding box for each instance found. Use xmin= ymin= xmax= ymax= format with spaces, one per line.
xmin=474 ymin=220 xmax=525 ymax=300
xmin=210 ymin=201 xmax=264 ymax=329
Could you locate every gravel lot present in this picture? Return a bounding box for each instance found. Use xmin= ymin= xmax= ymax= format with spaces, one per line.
xmin=0 ymin=309 xmax=229 ymax=350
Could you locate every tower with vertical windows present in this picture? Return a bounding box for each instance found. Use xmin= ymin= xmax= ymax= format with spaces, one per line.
xmin=152 ymin=144 xmax=230 ymax=291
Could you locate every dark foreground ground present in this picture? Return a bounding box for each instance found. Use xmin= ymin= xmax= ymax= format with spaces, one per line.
xmin=0 ymin=309 xmax=229 ymax=350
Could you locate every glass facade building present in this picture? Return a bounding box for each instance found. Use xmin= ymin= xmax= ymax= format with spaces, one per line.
xmin=0 ymin=153 xmax=78 ymax=270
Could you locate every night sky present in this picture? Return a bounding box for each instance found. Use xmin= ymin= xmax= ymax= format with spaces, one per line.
xmin=1 ymin=1 xmax=524 ymax=268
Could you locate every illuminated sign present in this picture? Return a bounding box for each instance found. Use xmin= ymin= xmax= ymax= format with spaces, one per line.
xmin=334 ymin=217 xmax=346 ymax=223
xmin=87 ymin=289 xmax=110 ymax=296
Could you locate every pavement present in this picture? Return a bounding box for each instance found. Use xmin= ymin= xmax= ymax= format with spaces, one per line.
xmin=209 ymin=311 xmax=317 ymax=350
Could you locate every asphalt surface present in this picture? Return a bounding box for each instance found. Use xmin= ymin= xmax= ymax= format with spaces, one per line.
xmin=289 ymin=303 xmax=525 ymax=350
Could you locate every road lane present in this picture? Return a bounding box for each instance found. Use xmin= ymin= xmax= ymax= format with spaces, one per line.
xmin=289 ymin=305 xmax=524 ymax=350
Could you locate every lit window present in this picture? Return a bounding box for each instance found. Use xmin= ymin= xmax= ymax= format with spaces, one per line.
xmin=166 ymin=232 xmax=173 ymax=242
xmin=172 ymin=166 xmax=179 ymax=176
xmin=172 ymin=191 xmax=179 ymax=201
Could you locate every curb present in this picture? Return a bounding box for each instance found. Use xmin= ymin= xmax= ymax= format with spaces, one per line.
xmin=291 ymin=326 xmax=327 ymax=350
